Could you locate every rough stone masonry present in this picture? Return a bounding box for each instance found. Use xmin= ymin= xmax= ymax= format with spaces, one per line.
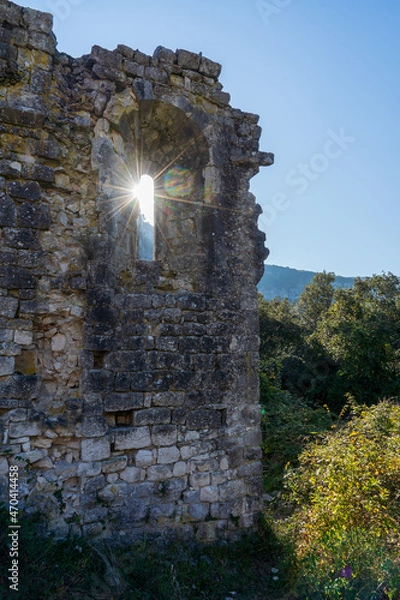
xmin=0 ymin=0 xmax=273 ymax=541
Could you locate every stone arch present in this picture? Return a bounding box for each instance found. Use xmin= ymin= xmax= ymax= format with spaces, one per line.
xmin=92 ymin=92 xmax=210 ymax=289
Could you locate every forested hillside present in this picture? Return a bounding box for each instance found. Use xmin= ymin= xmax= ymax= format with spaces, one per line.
xmin=258 ymin=264 xmax=355 ymax=301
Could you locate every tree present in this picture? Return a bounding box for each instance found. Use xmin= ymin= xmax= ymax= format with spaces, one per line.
xmin=297 ymin=270 xmax=335 ymax=332
xmin=316 ymin=273 xmax=400 ymax=406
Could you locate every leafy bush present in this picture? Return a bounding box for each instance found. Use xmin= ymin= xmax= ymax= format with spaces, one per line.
xmin=260 ymin=382 xmax=332 ymax=492
xmin=282 ymin=400 xmax=400 ymax=599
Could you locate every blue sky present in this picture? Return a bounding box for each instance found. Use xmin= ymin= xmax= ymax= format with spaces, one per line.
xmin=19 ymin=0 xmax=400 ymax=277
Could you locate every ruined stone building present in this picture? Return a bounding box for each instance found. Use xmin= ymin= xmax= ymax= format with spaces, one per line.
xmin=0 ymin=0 xmax=273 ymax=541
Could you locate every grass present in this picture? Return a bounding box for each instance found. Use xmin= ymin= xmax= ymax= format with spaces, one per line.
xmin=0 ymin=508 xmax=295 ymax=600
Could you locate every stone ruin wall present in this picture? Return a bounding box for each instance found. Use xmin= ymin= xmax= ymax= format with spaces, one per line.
xmin=0 ymin=0 xmax=273 ymax=541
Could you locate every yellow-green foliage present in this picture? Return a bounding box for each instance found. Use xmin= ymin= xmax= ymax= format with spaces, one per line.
xmin=283 ymin=400 xmax=400 ymax=599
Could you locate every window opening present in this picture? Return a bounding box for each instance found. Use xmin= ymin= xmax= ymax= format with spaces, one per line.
xmin=136 ymin=174 xmax=155 ymax=260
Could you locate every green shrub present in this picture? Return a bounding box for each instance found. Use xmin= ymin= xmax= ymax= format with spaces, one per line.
xmin=260 ymin=383 xmax=332 ymax=492
xmin=282 ymin=400 xmax=400 ymax=599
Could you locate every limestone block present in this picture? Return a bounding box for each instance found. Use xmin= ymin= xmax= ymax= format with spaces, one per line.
xmin=104 ymin=392 xmax=143 ymax=412
xmin=135 ymin=449 xmax=155 ymax=468
xmin=153 ymin=46 xmax=176 ymax=63
xmin=152 ymin=392 xmax=184 ymax=407
xmin=189 ymin=503 xmax=209 ymax=520
xmin=149 ymin=503 xmax=175 ymax=519
xmin=134 ymin=408 xmax=170 ymax=426
xmin=219 ymin=480 xmax=246 ymax=502
xmin=101 ymin=456 xmax=128 ymax=473
xmin=7 ymin=180 xmax=41 ymax=200
xmin=147 ymin=465 xmax=173 ymax=481
xmin=151 ymin=425 xmax=177 ymax=446
xmin=14 ymin=330 xmax=33 ymax=345
xmin=199 ymin=56 xmax=222 ymax=79
xmin=7 ymin=409 xmax=27 ymax=422
xmin=0 ymin=459 xmax=8 ymax=476
xmin=120 ymin=466 xmax=145 ymax=483
xmin=200 ymin=485 xmax=220 ymax=503
xmin=9 ymin=421 xmax=41 ymax=438
xmin=0 ymin=192 xmax=17 ymax=227
xmin=17 ymin=449 xmax=45 ymax=463
xmin=0 ymin=297 xmax=18 ymax=319
xmin=177 ymin=49 xmax=200 ymax=71
xmin=114 ymin=427 xmax=151 ymax=451
xmin=78 ymin=462 xmax=102 ymax=477
xmin=81 ymin=438 xmax=110 ymax=461
xmin=14 ymin=351 xmax=36 ymax=375
xmin=51 ymin=333 xmax=66 ymax=352
xmin=35 ymin=457 xmax=53 ymax=469
xmin=190 ymin=472 xmax=210 ymax=488
xmin=0 ymin=356 xmax=14 ymax=376
xmin=173 ymin=461 xmax=187 ymax=477
xmin=157 ymin=446 xmax=180 ymax=465
xmin=54 ymin=462 xmax=78 ymax=481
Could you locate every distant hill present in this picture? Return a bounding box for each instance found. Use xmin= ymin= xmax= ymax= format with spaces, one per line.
xmin=258 ymin=265 xmax=355 ymax=302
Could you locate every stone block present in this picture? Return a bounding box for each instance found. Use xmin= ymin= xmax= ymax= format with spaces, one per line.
xmin=0 ymin=458 xmax=9 ymax=476
xmin=51 ymin=333 xmax=66 ymax=352
xmin=200 ymin=485 xmax=219 ymax=503
xmin=17 ymin=449 xmax=45 ymax=464
xmin=151 ymin=425 xmax=177 ymax=446
xmin=147 ymin=464 xmax=173 ymax=481
xmin=19 ymin=203 xmax=51 ymax=229
xmin=153 ymin=46 xmax=176 ymax=63
xmin=135 ymin=449 xmax=155 ymax=468
xmin=173 ymin=461 xmax=187 ymax=477
xmin=199 ymin=56 xmax=222 ymax=79
xmin=83 ymin=370 xmax=114 ymax=393
xmin=189 ymin=503 xmax=209 ymax=520
xmin=101 ymin=456 xmax=128 ymax=473
xmin=134 ymin=407 xmax=170 ymax=426
xmin=157 ymin=445 xmax=180 ymax=464
xmin=152 ymin=392 xmax=184 ymax=407
xmin=190 ymin=472 xmax=210 ymax=488
xmin=0 ymin=194 xmax=17 ymax=226
xmin=120 ymin=466 xmax=145 ymax=483
xmin=9 ymin=421 xmax=42 ymax=438
xmin=0 ymin=297 xmax=18 ymax=319
xmin=117 ymin=44 xmax=134 ymax=59
xmin=0 ymin=2 xmax=22 ymax=26
xmin=81 ymin=438 xmax=110 ymax=461
xmin=244 ymin=428 xmax=262 ymax=446
xmin=237 ymin=461 xmax=263 ymax=478
xmin=5 ymin=228 xmax=39 ymax=250
xmin=0 ymin=356 xmax=15 ymax=376
xmin=114 ymin=427 xmax=151 ymax=450
xmin=177 ymin=49 xmax=200 ymax=71
xmin=186 ymin=409 xmax=222 ymax=430
xmin=104 ymin=392 xmax=143 ymax=412
xmin=14 ymin=330 xmax=33 ymax=346
xmin=219 ymin=480 xmax=246 ymax=501
xmin=14 ymin=351 xmax=36 ymax=375
xmin=77 ymin=461 xmax=102 ymax=477
xmin=22 ymin=7 xmax=53 ymax=34
xmin=28 ymin=31 xmax=56 ymax=54
xmin=155 ymin=337 xmax=178 ymax=351
xmin=7 ymin=180 xmax=41 ymax=200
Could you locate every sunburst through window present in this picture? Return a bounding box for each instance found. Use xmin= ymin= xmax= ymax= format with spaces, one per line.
xmin=135 ymin=174 xmax=155 ymax=260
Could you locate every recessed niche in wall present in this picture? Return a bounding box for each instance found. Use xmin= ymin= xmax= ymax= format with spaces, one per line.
xmin=105 ymin=410 xmax=134 ymax=427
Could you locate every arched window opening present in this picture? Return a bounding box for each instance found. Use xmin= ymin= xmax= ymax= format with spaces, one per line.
xmin=136 ymin=174 xmax=155 ymax=260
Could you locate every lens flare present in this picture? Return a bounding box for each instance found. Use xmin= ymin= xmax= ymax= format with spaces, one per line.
xmin=134 ymin=174 xmax=155 ymax=226
xmin=164 ymin=167 xmax=194 ymax=199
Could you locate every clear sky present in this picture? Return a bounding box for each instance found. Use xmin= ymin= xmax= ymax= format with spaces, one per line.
xmin=18 ymin=0 xmax=400 ymax=277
